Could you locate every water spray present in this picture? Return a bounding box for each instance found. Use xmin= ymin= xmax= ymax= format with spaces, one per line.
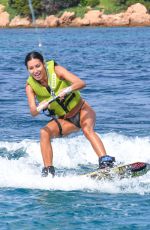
xmin=28 ymin=0 xmax=42 ymax=49
xmin=28 ymin=0 xmax=56 ymax=98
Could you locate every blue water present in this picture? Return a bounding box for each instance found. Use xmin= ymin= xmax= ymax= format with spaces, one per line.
xmin=0 ymin=27 xmax=150 ymax=229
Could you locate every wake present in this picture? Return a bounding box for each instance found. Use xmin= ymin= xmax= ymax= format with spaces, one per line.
xmin=0 ymin=133 xmax=150 ymax=194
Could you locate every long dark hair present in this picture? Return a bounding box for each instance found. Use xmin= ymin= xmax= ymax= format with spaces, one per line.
xmin=25 ymin=51 xmax=44 ymax=67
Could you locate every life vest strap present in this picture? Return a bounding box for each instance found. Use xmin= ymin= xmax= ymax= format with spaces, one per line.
xmin=56 ymin=98 xmax=69 ymax=113
xmin=64 ymin=93 xmax=76 ymax=108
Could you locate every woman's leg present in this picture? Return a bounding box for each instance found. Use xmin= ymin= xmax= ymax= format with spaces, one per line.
xmin=40 ymin=119 xmax=79 ymax=168
xmin=80 ymin=101 xmax=107 ymax=157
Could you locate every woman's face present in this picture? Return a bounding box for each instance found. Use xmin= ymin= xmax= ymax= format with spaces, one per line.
xmin=27 ymin=58 xmax=45 ymax=81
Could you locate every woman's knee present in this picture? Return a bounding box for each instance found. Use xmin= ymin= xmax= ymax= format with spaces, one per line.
xmin=82 ymin=126 xmax=94 ymax=139
xmin=40 ymin=126 xmax=51 ymax=139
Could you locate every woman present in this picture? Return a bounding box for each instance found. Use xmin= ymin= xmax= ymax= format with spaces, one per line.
xmin=25 ymin=51 xmax=115 ymax=177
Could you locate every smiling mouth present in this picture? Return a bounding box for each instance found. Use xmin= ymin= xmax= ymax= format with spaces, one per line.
xmin=34 ymin=72 xmax=41 ymax=78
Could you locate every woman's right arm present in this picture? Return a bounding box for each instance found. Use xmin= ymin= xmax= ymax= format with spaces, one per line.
xmin=26 ymin=84 xmax=39 ymax=116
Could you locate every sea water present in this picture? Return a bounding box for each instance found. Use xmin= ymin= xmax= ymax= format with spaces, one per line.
xmin=0 ymin=27 xmax=150 ymax=229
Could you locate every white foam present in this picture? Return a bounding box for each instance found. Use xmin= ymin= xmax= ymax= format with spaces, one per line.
xmin=0 ymin=133 xmax=150 ymax=194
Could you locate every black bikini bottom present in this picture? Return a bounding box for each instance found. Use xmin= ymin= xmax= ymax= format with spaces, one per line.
xmin=51 ymin=111 xmax=81 ymax=137
xmin=65 ymin=111 xmax=81 ymax=129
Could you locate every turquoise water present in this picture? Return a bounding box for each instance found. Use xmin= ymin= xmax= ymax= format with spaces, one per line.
xmin=0 ymin=27 xmax=150 ymax=229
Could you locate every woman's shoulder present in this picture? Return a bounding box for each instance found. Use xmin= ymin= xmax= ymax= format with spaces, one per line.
xmin=46 ymin=59 xmax=58 ymax=66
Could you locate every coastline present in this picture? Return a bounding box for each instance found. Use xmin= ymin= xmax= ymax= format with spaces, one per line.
xmin=1 ymin=3 xmax=150 ymax=28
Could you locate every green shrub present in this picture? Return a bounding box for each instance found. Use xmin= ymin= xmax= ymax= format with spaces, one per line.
xmin=80 ymin=0 xmax=99 ymax=7
xmin=87 ymin=0 xmax=99 ymax=7
xmin=126 ymin=0 xmax=145 ymax=6
xmin=144 ymin=2 xmax=150 ymax=12
xmin=80 ymin=0 xmax=88 ymax=6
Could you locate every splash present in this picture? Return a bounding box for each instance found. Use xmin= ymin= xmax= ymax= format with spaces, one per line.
xmin=0 ymin=133 xmax=150 ymax=193
xmin=28 ymin=0 xmax=42 ymax=48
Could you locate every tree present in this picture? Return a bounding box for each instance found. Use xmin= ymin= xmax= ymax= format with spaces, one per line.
xmin=9 ymin=0 xmax=42 ymax=17
xmin=41 ymin=0 xmax=80 ymax=15
xmin=80 ymin=0 xmax=100 ymax=7
xmin=115 ymin=0 xmax=150 ymax=5
xmin=9 ymin=0 xmax=81 ymax=17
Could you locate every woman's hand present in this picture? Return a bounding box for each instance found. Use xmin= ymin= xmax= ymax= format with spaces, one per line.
xmin=58 ymin=86 xmax=72 ymax=99
xmin=37 ymin=100 xmax=49 ymax=112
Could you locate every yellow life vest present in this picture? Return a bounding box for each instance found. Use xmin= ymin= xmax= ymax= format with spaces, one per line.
xmin=27 ymin=60 xmax=81 ymax=117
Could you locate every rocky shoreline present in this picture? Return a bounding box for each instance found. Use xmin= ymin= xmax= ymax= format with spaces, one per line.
xmin=1 ymin=3 xmax=150 ymax=28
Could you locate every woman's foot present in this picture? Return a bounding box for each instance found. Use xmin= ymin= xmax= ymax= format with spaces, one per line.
xmin=41 ymin=166 xmax=55 ymax=177
xmin=99 ymin=155 xmax=115 ymax=169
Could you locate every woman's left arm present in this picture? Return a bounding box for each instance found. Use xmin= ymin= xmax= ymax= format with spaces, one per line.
xmin=55 ymin=65 xmax=86 ymax=91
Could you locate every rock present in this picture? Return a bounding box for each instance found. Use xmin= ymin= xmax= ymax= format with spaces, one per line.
xmin=101 ymin=3 xmax=150 ymax=27
xmin=0 ymin=4 xmax=9 ymax=27
xmin=59 ymin=11 xmax=75 ymax=25
xmin=1 ymin=3 xmax=150 ymax=28
xmin=101 ymin=13 xmax=129 ymax=27
xmin=70 ymin=17 xmax=82 ymax=27
xmin=0 ymin=12 xmax=9 ymax=27
xmin=9 ymin=16 xmax=30 ymax=27
xmin=126 ymin=3 xmax=147 ymax=14
xmin=124 ymin=3 xmax=150 ymax=26
xmin=35 ymin=18 xmax=46 ymax=27
xmin=71 ymin=17 xmax=90 ymax=27
xmin=45 ymin=15 xmax=59 ymax=27
xmin=129 ymin=13 xmax=150 ymax=26
xmin=83 ymin=10 xmax=103 ymax=26
xmin=0 ymin=4 xmax=5 ymax=14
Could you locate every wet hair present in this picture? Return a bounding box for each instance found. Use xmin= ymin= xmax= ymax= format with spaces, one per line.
xmin=25 ymin=51 xmax=44 ymax=67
